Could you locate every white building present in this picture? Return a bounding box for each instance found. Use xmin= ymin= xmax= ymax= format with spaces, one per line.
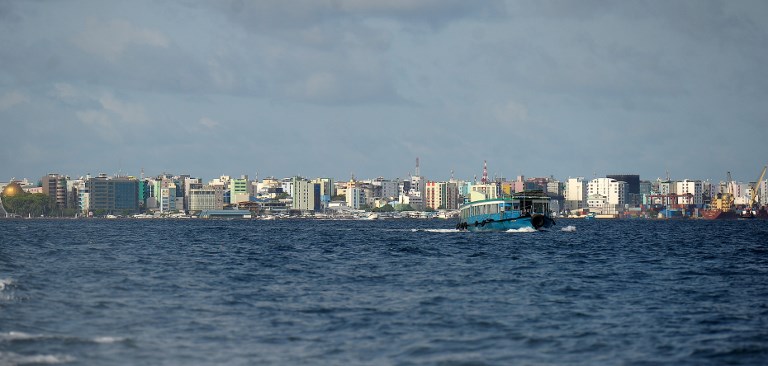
xmin=587 ymin=178 xmax=627 ymax=213
xmin=564 ymin=177 xmax=587 ymax=211
xmin=675 ymin=179 xmax=703 ymax=206
xmin=346 ymin=186 xmax=365 ymax=210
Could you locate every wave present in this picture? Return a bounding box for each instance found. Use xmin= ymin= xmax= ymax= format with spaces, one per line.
xmin=0 ymin=331 xmax=127 ymax=345
xmin=93 ymin=336 xmax=127 ymax=344
xmin=0 ymin=332 xmax=39 ymax=341
xmin=0 ymin=351 xmax=75 ymax=365
xmin=560 ymin=225 xmax=577 ymax=232
xmin=0 ymin=278 xmax=14 ymax=291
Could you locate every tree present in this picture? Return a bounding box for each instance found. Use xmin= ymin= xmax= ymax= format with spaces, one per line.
xmin=373 ymin=204 xmax=395 ymax=213
xmin=395 ymin=204 xmax=414 ymax=212
xmin=1 ymin=192 xmax=55 ymax=217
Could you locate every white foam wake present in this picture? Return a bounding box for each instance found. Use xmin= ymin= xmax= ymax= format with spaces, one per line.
xmin=411 ymin=229 xmax=463 ymax=233
xmin=506 ymin=227 xmax=537 ymax=233
xmin=0 ymin=278 xmax=14 ymax=291
xmin=0 ymin=331 xmax=40 ymax=341
xmin=93 ymin=336 xmax=127 ymax=344
xmin=560 ymin=225 xmax=577 ymax=232
xmin=0 ymin=331 xmax=127 ymax=345
xmin=0 ymin=351 xmax=75 ymax=365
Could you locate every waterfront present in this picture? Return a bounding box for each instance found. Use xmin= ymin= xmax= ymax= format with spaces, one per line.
xmin=1 ymin=219 xmax=767 ymax=365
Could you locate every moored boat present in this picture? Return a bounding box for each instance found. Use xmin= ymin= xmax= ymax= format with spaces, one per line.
xmin=700 ymin=209 xmax=738 ymax=220
xmin=456 ymin=191 xmax=555 ymax=232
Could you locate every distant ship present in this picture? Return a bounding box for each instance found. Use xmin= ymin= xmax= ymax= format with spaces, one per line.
xmin=701 ymin=172 xmax=737 ymax=220
xmin=456 ymin=191 xmax=555 ymax=232
xmin=700 ymin=209 xmax=737 ymax=220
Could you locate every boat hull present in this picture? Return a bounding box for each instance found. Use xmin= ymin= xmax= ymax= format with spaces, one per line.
xmin=700 ymin=210 xmax=738 ymax=220
xmin=463 ymin=215 xmax=554 ymax=232
xmin=457 ymin=193 xmax=555 ymax=232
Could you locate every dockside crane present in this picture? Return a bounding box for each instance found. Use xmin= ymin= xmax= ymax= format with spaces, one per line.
xmin=748 ymin=165 xmax=767 ymax=210
xmin=712 ymin=171 xmax=735 ymax=212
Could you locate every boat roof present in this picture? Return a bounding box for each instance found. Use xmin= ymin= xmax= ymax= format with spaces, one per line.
xmin=460 ymin=191 xmax=550 ymax=208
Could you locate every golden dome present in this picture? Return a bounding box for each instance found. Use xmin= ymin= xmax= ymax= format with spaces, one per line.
xmin=1 ymin=182 xmax=22 ymax=197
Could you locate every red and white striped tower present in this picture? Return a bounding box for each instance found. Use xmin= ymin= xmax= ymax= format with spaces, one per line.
xmin=482 ymin=160 xmax=488 ymax=184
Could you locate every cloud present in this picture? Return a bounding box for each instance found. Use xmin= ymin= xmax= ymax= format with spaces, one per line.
xmin=73 ymin=19 xmax=169 ymax=62
xmin=495 ymin=100 xmax=528 ymax=124
xmin=199 ymin=117 xmax=220 ymax=129
xmin=51 ymin=83 xmax=80 ymax=100
xmin=0 ymin=91 xmax=29 ymax=110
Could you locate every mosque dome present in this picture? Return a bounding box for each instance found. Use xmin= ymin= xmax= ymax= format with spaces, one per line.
xmin=1 ymin=182 xmax=23 ymax=197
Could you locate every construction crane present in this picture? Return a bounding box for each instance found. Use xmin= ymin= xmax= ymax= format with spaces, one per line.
xmin=748 ymin=165 xmax=767 ymax=209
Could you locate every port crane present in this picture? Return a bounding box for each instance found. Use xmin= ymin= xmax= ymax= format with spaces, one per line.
xmin=742 ymin=165 xmax=767 ymax=218
xmin=711 ymin=171 xmax=735 ymax=212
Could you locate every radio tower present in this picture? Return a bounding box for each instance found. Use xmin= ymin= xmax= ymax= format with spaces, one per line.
xmin=415 ymin=157 xmax=420 ymax=177
xmin=482 ymin=160 xmax=488 ymax=184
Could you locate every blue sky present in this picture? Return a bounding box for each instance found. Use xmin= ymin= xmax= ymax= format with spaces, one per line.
xmin=1 ymin=0 xmax=767 ymax=183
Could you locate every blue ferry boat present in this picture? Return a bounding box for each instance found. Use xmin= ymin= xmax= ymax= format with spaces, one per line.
xmin=456 ymin=191 xmax=555 ymax=232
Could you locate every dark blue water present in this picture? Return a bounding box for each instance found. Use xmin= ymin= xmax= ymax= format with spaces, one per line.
xmin=1 ymin=219 xmax=767 ymax=365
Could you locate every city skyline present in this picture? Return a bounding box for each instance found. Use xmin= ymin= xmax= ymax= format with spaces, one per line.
xmin=2 ymin=1 xmax=767 ymax=182
xmin=3 ymin=160 xmax=767 ymax=186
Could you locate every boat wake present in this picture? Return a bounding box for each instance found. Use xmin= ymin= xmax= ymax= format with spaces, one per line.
xmin=506 ymin=227 xmax=537 ymax=233
xmin=560 ymin=225 xmax=577 ymax=232
xmin=410 ymin=228 xmax=463 ymax=233
xmin=0 ymin=278 xmax=13 ymax=291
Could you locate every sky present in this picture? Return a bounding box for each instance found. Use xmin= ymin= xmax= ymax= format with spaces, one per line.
xmin=1 ymin=0 xmax=767 ymax=183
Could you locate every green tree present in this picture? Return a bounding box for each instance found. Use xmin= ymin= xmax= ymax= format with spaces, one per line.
xmin=374 ymin=204 xmax=395 ymax=212
xmin=395 ymin=204 xmax=414 ymax=212
xmin=1 ymin=192 xmax=55 ymax=217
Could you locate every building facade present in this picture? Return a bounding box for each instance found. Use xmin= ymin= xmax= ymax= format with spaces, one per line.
xmin=292 ymin=177 xmax=320 ymax=212
xmin=564 ymin=177 xmax=587 ymax=211
xmin=41 ymin=173 xmax=68 ymax=209
xmin=87 ymin=175 xmax=139 ymax=214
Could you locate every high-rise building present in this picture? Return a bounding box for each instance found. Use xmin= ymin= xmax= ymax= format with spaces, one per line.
xmin=587 ymin=178 xmax=627 ymax=213
xmin=564 ymin=178 xmax=587 ymax=211
xmin=230 ymin=176 xmax=250 ymax=204
xmin=312 ymin=178 xmax=335 ymax=208
xmin=425 ymin=181 xmax=459 ymax=210
xmin=676 ymin=179 xmax=703 ymax=206
xmin=346 ymin=179 xmax=366 ymax=210
xmin=87 ymin=175 xmax=139 ymax=214
xmin=607 ymin=174 xmax=640 ymax=195
xmin=292 ymin=177 xmax=320 ymax=212
xmin=41 ymin=173 xmax=68 ymax=209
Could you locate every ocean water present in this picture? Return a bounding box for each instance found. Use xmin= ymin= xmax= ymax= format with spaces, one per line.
xmin=1 ymin=218 xmax=767 ymax=365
